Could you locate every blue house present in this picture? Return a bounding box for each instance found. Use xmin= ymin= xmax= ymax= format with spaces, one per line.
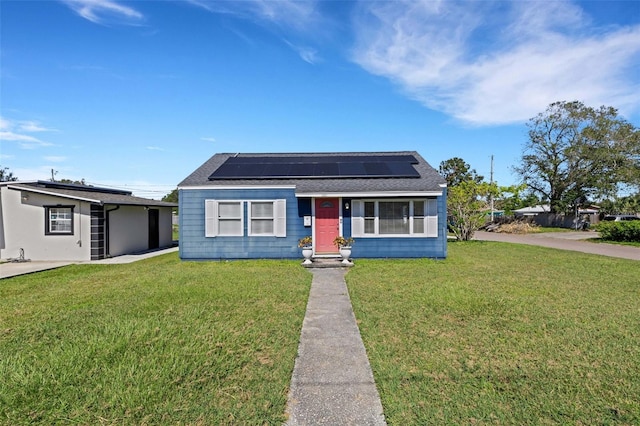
xmin=178 ymin=151 xmax=447 ymax=260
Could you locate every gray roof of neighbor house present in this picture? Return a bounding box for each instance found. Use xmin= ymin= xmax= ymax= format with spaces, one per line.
xmin=6 ymin=181 xmax=177 ymax=207
xmin=178 ymin=151 xmax=446 ymax=195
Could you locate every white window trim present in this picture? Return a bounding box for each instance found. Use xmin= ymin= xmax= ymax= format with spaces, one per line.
xmin=45 ymin=205 xmax=74 ymax=235
xmin=205 ymin=199 xmax=286 ymax=238
xmin=352 ymin=199 xmax=438 ymax=238
xmin=205 ymin=200 xmax=244 ymax=237
xmin=247 ymin=199 xmax=286 ymax=237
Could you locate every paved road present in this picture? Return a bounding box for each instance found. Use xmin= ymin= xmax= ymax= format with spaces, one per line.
xmin=474 ymin=231 xmax=640 ymax=261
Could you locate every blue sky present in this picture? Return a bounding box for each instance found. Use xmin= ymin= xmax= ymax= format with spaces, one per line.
xmin=1 ymin=0 xmax=639 ymax=198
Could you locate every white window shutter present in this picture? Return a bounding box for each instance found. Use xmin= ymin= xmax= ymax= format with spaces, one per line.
xmin=426 ymin=199 xmax=438 ymax=237
xmin=205 ymin=200 xmax=218 ymax=237
xmin=274 ymin=199 xmax=287 ymax=237
xmin=351 ymin=200 xmax=364 ymax=237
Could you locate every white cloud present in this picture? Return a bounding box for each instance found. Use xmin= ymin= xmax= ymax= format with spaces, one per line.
xmin=0 ymin=117 xmax=56 ymax=149
xmin=352 ymin=0 xmax=640 ymax=125
xmin=146 ymin=146 xmax=164 ymax=151
xmin=61 ymin=0 xmax=144 ymax=25
xmin=44 ymin=156 xmax=67 ymax=162
xmin=201 ymin=137 xmax=216 ymax=142
xmin=188 ymin=0 xmax=322 ymax=63
xmin=187 ymin=0 xmax=318 ymax=31
xmin=0 ymin=131 xmax=52 ymax=149
xmin=0 ymin=117 xmax=11 ymax=131
xmin=284 ymin=40 xmax=320 ymax=64
xmin=19 ymin=121 xmax=58 ymax=133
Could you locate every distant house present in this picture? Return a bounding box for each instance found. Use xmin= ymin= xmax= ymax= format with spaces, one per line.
xmin=0 ymin=181 xmax=177 ymax=261
xmin=178 ymin=151 xmax=447 ymax=260
xmin=513 ymin=204 xmax=551 ymax=217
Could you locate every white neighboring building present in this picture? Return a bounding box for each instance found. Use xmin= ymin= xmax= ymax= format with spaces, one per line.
xmin=513 ymin=205 xmax=550 ymax=217
xmin=0 ymin=181 xmax=176 ymax=261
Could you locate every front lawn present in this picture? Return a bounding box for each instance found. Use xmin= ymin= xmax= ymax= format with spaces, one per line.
xmin=0 ymin=254 xmax=311 ymax=425
xmin=347 ymin=242 xmax=640 ymax=424
xmin=3 ymin=244 xmax=639 ymax=425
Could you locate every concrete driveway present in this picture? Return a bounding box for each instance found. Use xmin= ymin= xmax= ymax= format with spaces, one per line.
xmin=0 ymin=246 xmax=179 ymax=279
xmin=474 ymin=231 xmax=640 ymax=261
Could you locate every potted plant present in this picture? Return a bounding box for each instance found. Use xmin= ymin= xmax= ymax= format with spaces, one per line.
xmin=333 ymin=236 xmax=354 ymax=264
xmin=298 ymin=236 xmax=313 ymax=264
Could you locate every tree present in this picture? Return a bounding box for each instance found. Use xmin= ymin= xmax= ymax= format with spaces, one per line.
xmin=514 ymin=101 xmax=640 ymax=213
xmin=439 ymin=157 xmax=484 ymax=187
xmin=59 ymin=178 xmax=88 ymax=185
xmin=599 ymin=194 xmax=640 ymax=215
xmin=162 ymin=188 xmax=178 ymax=203
xmin=0 ymin=165 xmax=18 ymax=182
xmin=494 ymin=184 xmax=540 ymax=215
xmin=448 ymin=180 xmax=498 ymax=241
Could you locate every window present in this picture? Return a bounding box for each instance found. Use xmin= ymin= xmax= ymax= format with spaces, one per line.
xmin=205 ymin=200 xmax=243 ymax=237
xmin=413 ymin=201 xmax=425 ymax=234
xmin=218 ymin=201 xmax=243 ymax=236
xmin=45 ymin=206 xmax=74 ymax=235
xmin=379 ymin=201 xmax=410 ymax=234
xmin=353 ymin=199 xmax=438 ymax=237
xmin=205 ymin=199 xmax=286 ymax=237
xmin=249 ymin=201 xmax=274 ymax=235
xmin=364 ymin=202 xmax=375 ymax=234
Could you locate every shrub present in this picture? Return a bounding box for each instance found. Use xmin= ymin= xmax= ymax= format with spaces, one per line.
xmin=596 ymin=221 xmax=640 ymax=242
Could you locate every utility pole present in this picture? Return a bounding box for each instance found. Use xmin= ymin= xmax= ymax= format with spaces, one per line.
xmin=490 ymin=155 xmax=494 ymax=222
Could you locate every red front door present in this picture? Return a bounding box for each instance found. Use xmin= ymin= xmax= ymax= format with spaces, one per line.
xmin=315 ymin=198 xmax=339 ymax=253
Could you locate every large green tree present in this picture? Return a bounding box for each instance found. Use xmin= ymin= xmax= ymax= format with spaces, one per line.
xmin=439 ymin=157 xmax=484 ymax=187
xmin=514 ymin=101 xmax=640 ymax=213
xmin=494 ymin=184 xmax=540 ymax=215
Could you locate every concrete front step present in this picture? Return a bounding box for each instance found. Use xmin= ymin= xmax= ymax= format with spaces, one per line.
xmin=302 ymin=257 xmax=354 ymax=268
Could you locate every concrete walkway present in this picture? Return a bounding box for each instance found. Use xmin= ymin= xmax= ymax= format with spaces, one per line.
xmin=286 ymin=268 xmax=386 ymax=426
xmin=0 ymin=246 xmax=179 ymax=279
xmin=474 ymin=231 xmax=640 ymax=261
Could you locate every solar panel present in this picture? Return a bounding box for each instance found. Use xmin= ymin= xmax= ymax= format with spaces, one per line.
xmin=363 ymin=162 xmax=390 ymax=176
xmin=289 ymin=163 xmax=309 ymax=176
xmin=208 ymin=155 xmax=420 ymax=179
xmin=339 ymin=162 xmax=366 ymax=175
xmin=313 ymin=163 xmax=339 ymax=176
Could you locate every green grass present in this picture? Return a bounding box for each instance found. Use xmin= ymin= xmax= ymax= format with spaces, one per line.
xmin=0 ymin=253 xmax=311 ymax=425
xmin=347 ymin=242 xmax=640 ymax=425
xmin=590 ymin=237 xmax=640 ymax=247
xmin=593 ymin=239 xmax=640 ymax=247
xmin=532 ymin=226 xmax=574 ymax=233
xmin=4 ymin=244 xmax=639 ymax=425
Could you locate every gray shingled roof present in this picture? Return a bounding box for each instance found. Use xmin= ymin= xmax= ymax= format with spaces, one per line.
xmin=179 ymin=151 xmax=446 ymax=194
xmin=8 ymin=183 xmax=177 ymax=207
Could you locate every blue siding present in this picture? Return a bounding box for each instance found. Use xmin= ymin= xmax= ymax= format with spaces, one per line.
xmin=179 ymin=188 xmax=447 ymax=260
xmin=180 ymin=188 xmax=312 ymax=260
xmin=342 ymin=192 xmax=447 ymax=259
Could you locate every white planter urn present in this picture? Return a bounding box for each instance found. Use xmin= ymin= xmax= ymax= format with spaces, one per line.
xmin=301 ymin=247 xmax=313 ymax=265
xmin=339 ymin=246 xmax=352 ymax=264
